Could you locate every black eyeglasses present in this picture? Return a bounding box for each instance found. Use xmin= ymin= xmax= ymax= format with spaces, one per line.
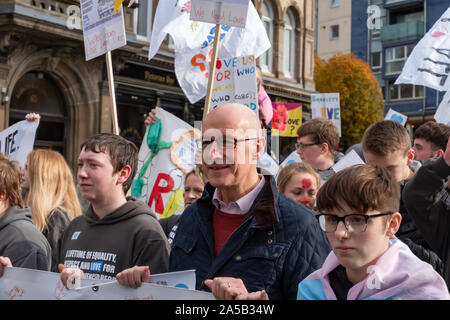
xmin=316 ymin=212 xmax=394 ymax=233
xmin=295 ymin=142 xmax=317 ymax=151
xmin=201 ymin=136 xmax=259 ymax=150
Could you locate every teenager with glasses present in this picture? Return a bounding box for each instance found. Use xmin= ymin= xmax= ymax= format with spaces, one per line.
xmin=296 ymin=118 xmax=344 ymax=184
xmin=297 ymin=164 xmax=449 ymax=300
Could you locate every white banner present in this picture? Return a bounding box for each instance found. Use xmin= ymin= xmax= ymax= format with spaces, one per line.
xmin=0 ymin=267 xmax=213 ymax=300
xmin=435 ymin=91 xmax=450 ymax=125
xmin=395 ymin=7 xmax=450 ymax=91
xmin=148 ymin=0 xmax=270 ymax=104
xmin=190 ymin=0 xmax=250 ymax=28
xmin=80 ymin=0 xmax=127 ymax=61
xmin=311 ymin=93 xmax=342 ymax=137
xmin=0 ymin=120 xmax=39 ymax=167
xmin=210 ymin=55 xmax=258 ymax=113
xmin=131 ymin=108 xmax=201 ymax=219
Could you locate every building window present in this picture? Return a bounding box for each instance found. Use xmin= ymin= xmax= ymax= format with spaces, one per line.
xmin=260 ymin=0 xmax=274 ymax=73
xmin=283 ymin=9 xmax=296 ymax=78
xmin=331 ymin=0 xmax=340 ymax=7
xmin=385 ymin=44 xmax=414 ymax=75
xmin=330 ymin=25 xmax=339 ymax=39
xmin=371 ymin=51 xmax=381 ymax=70
xmin=135 ymin=0 xmax=152 ymax=37
xmin=389 ymin=82 xmax=424 ymax=101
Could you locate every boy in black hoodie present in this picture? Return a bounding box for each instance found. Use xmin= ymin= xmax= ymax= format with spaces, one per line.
xmin=0 ymin=154 xmax=51 ymax=272
xmin=58 ymin=133 xmax=170 ymax=287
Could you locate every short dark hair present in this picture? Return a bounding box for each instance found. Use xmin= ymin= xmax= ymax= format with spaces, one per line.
xmin=297 ymin=118 xmax=339 ymax=154
xmin=362 ymin=120 xmax=411 ymax=156
xmin=0 ymin=153 xmax=24 ymax=208
xmin=317 ymin=164 xmax=400 ymax=214
xmin=414 ymin=121 xmax=450 ymax=151
xmin=80 ymin=133 xmax=138 ymax=194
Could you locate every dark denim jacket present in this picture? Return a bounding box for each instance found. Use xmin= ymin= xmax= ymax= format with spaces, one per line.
xmin=169 ymin=175 xmax=331 ymax=300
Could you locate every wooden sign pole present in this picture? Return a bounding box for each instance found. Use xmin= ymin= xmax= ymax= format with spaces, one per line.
xmin=106 ymin=51 xmax=120 ymax=135
xmin=202 ymin=24 xmax=222 ymax=121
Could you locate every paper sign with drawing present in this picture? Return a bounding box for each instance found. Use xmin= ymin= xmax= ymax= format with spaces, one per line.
xmin=271 ymin=103 xmax=303 ymax=137
xmin=130 ymin=108 xmax=201 ymax=219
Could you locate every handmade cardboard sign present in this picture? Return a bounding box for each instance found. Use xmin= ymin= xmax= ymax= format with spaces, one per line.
xmin=210 ymin=55 xmax=258 ymax=113
xmin=80 ymin=0 xmax=126 ymax=61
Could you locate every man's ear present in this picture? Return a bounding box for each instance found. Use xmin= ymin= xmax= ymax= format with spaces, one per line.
xmin=406 ymin=148 xmax=415 ymax=166
xmin=116 ymin=165 xmax=132 ymax=185
xmin=434 ymin=149 xmax=444 ymax=159
xmin=386 ymin=212 xmax=402 ymax=237
xmin=320 ymin=142 xmax=330 ymax=156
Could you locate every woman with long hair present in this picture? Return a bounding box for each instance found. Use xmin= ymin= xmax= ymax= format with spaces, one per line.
xmin=25 ymin=149 xmax=82 ymax=271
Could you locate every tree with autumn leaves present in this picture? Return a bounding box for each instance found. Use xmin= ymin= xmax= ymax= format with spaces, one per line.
xmin=314 ymin=53 xmax=384 ymax=150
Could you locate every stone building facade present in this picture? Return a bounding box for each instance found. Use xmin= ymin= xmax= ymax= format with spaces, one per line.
xmin=0 ymin=0 xmax=316 ymax=167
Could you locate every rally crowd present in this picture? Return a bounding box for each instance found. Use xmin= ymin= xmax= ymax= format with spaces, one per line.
xmin=0 ymin=103 xmax=450 ymax=300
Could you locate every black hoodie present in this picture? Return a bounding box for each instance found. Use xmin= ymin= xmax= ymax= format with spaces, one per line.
xmin=58 ymin=198 xmax=170 ymax=280
xmin=0 ymin=206 xmax=51 ymax=271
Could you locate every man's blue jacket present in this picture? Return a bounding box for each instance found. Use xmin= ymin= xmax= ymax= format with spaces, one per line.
xmin=169 ymin=175 xmax=331 ymax=299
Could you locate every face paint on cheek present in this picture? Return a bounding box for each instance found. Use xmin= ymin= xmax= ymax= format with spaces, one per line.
xmin=302 ymin=178 xmax=313 ymax=189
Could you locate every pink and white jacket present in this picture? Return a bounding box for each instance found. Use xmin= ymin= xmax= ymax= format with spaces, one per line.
xmin=298 ymin=239 xmax=450 ymax=300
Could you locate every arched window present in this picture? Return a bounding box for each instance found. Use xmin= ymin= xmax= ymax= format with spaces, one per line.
xmin=9 ymin=72 xmax=67 ymax=155
xmin=260 ymin=0 xmax=273 ymax=73
xmin=283 ymin=9 xmax=296 ymax=78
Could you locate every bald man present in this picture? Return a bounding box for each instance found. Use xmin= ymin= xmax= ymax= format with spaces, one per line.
xmin=118 ymin=104 xmax=330 ymax=299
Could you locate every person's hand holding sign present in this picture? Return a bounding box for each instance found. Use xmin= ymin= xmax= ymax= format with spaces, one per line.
xmin=0 ymin=256 xmax=12 ymax=278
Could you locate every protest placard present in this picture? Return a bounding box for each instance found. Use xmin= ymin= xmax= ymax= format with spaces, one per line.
xmin=435 ymin=91 xmax=450 ymax=125
xmin=385 ymin=108 xmax=408 ymax=126
xmin=190 ymin=0 xmax=251 ymax=28
xmin=271 ymin=103 xmax=303 ymax=137
xmin=210 ymin=55 xmax=258 ymax=113
xmin=0 ymin=267 xmax=213 ymax=300
xmin=0 ymin=120 xmax=39 ymax=167
xmin=311 ymin=93 xmax=341 ymax=136
xmin=80 ymin=0 xmax=126 ymax=61
xmin=130 ymin=108 xmax=201 ymax=219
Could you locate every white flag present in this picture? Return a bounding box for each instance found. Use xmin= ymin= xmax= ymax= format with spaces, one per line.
xmin=148 ymin=0 xmax=271 ymax=103
xmin=435 ymin=91 xmax=450 ymax=125
xmin=395 ymin=7 xmax=450 ymax=91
